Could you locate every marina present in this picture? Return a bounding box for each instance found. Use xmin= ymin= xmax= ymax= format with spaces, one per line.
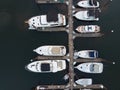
xmin=0 ymin=0 xmax=119 ymax=90
xmin=27 ymin=0 xmax=112 ymax=90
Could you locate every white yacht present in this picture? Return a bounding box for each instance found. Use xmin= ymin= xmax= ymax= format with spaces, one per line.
xmin=75 ymin=25 xmax=100 ymax=33
xmin=74 ymin=50 xmax=98 ymax=59
xmin=75 ymin=62 xmax=103 ymax=73
xmin=75 ymin=78 xmax=92 ymax=86
xmin=77 ymin=0 xmax=99 ymax=8
xmin=25 ymin=60 xmax=66 ymax=73
xmin=25 ymin=13 xmax=66 ymax=29
xmin=73 ymin=10 xmax=99 ymax=21
xmin=33 ymin=45 xmax=66 ymax=56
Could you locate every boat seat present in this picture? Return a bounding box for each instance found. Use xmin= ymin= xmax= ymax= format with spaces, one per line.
xmin=51 ymin=47 xmax=61 ymax=54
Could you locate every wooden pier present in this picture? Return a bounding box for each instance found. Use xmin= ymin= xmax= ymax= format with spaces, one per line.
xmin=36 ymin=84 xmax=107 ymax=90
xmin=68 ymin=0 xmax=74 ymax=89
xmin=34 ymin=56 xmax=69 ymax=60
xmin=35 ymin=0 xmax=68 ymax=3
xmin=36 ymin=27 xmax=67 ymax=32
xmin=73 ymin=33 xmax=104 ymax=38
xmin=34 ymin=0 xmax=108 ymax=90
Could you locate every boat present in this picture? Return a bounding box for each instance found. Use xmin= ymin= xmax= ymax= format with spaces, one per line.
xmin=33 ymin=45 xmax=66 ymax=56
xmin=75 ymin=78 xmax=92 ymax=86
xmin=77 ymin=0 xmax=99 ymax=8
xmin=74 ymin=50 xmax=98 ymax=59
xmin=25 ymin=13 xmax=66 ymax=29
xmin=25 ymin=60 xmax=66 ymax=73
xmin=75 ymin=25 xmax=100 ymax=33
xmin=75 ymin=62 xmax=103 ymax=73
xmin=73 ymin=10 xmax=99 ymax=21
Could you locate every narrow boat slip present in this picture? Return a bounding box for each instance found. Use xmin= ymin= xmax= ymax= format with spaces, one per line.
xmin=74 ymin=50 xmax=98 ymax=59
xmin=75 ymin=78 xmax=92 ymax=86
xmin=73 ymin=10 xmax=99 ymax=21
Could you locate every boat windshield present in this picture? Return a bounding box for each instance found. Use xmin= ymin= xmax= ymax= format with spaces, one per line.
xmin=89 ymin=51 xmax=95 ymax=57
xmin=90 ymin=64 xmax=99 ymax=73
xmin=36 ymin=62 xmax=39 ymax=71
xmin=41 ymin=63 xmax=50 ymax=71
xmin=87 ymin=26 xmax=92 ymax=31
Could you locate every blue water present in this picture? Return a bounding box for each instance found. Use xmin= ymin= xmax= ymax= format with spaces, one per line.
xmin=0 ymin=0 xmax=120 ymax=90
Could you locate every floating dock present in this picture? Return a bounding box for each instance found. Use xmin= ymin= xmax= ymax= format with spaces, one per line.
xmin=34 ymin=56 xmax=69 ymax=60
xmin=73 ymin=33 xmax=104 ymax=38
xmin=36 ymin=84 xmax=106 ymax=90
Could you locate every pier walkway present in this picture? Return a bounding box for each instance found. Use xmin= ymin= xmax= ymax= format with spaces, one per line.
xmin=35 ymin=0 xmax=68 ymax=3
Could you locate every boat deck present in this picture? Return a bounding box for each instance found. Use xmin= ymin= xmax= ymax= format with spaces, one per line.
xmin=36 ymin=27 xmax=67 ymax=32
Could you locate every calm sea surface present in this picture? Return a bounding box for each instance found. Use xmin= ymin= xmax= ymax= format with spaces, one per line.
xmin=0 ymin=0 xmax=120 ymax=90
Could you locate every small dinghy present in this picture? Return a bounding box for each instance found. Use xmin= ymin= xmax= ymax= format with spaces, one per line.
xmin=75 ymin=78 xmax=92 ymax=86
xmin=74 ymin=50 xmax=98 ymax=59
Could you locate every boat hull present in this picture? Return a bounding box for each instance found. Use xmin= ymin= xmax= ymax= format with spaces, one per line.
xmin=33 ymin=45 xmax=66 ymax=56
xmin=75 ymin=25 xmax=100 ymax=33
xmin=73 ymin=11 xmax=99 ymax=21
xmin=75 ymin=62 xmax=103 ymax=73
xmin=75 ymin=78 xmax=92 ymax=86
xmin=25 ymin=60 xmax=66 ymax=73
xmin=77 ymin=0 xmax=99 ymax=8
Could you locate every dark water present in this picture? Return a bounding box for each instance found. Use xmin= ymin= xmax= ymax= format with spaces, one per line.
xmin=0 ymin=0 xmax=120 ymax=90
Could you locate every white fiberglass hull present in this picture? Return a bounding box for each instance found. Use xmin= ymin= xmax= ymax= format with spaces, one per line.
xmin=75 ymin=25 xmax=100 ymax=33
xmin=73 ymin=11 xmax=99 ymax=21
xmin=75 ymin=62 xmax=103 ymax=73
xmin=33 ymin=45 xmax=66 ymax=56
xmin=77 ymin=0 xmax=99 ymax=8
xmin=25 ymin=60 xmax=66 ymax=73
xmin=75 ymin=78 xmax=92 ymax=86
